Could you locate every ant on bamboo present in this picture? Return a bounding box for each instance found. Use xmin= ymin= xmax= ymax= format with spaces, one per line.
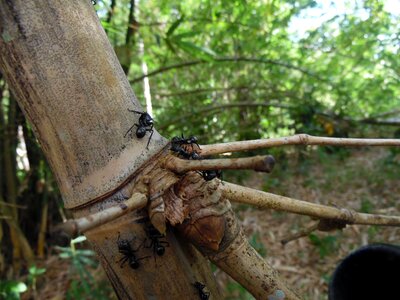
xmin=201 ymin=170 xmax=222 ymax=181
xmin=170 ymin=134 xmax=222 ymax=181
xmin=117 ymin=233 xmax=149 ymax=269
xmin=171 ymin=134 xmax=201 ymax=151
xmin=170 ymin=143 xmax=201 ymax=160
xmin=124 ymin=109 xmax=154 ymax=149
xmin=193 ymin=281 xmax=210 ymax=300
xmin=144 ymin=224 xmax=170 ymax=257
xmin=170 ymin=134 xmax=201 ymax=159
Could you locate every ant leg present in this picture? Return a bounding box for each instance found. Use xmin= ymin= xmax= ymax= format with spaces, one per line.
xmin=124 ymin=124 xmax=136 ymax=138
xmin=118 ymin=256 xmax=129 ymax=268
xmin=133 ymin=238 xmax=147 ymax=252
xmin=136 ymin=255 xmax=151 ymax=261
xmin=146 ymin=128 xmax=154 ymax=149
xmin=127 ymin=109 xmax=143 ymax=115
xmin=125 ymin=123 xmax=140 ymax=138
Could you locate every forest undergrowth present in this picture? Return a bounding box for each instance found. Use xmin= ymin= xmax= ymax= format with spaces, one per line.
xmin=16 ymin=147 xmax=400 ymax=300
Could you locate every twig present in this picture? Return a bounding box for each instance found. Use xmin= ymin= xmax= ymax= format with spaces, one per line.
xmin=163 ymin=155 xmax=275 ymax=174
xmin=199 ymin=134 xmax=400 ymax=156
xmin=220 ymin=182 xmax=400 ymax=226
xmin=130 ymin=57 xmax=322 ymax=83
xmin=280 ymin=222 xmax=319 ymax=245
xmin=52 ymin=193 xmax=147 ymax=240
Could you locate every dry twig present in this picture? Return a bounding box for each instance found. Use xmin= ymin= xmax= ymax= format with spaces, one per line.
xmin=52 ymin=193 xmax=147 ymax=240
xmin=220 ymin=182 xmax=400 ymax=226
xmin=199 ymin=134 xmax=400 ymax=156
xmin=163 ymin=155 xmax=275 ymax=173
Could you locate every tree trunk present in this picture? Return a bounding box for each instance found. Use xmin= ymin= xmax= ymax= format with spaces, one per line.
xmin=0 ymin=1 xmax=221 ymax=299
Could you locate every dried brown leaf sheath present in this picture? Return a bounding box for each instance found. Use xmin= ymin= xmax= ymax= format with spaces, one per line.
xmin=164 ymin=173 xmax=300 ymax=299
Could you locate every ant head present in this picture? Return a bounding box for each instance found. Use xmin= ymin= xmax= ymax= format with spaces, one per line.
xmin=194 ymin=282 xmax=205 ymax=289
xmin=136 ymin=126 xmax=147 ymax=138
xmin=118 ymin=239 xmax=130 ymax=250
xmin=189 ymin=136 xmax=198 ymax=143
xmin=130 ymin=260 xmax=140 ymax=269
xmin=156 ymin=246 xmax=165 ymax=256
xmin=144 ymin=113 xmax=153 ymax=124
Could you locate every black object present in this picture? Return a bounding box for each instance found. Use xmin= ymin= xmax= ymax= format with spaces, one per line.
xmin=145 ymin=225 xmax=169 ymax=256
xmin=329 ymin=243 xmax=400 ymax=300
xmin=124 ymin=109 xmax=154 ymax=149
xmin=117 ymin=234 xmax=149 ymax=269
xmin=201 ymin=169 xmax=222 ymax=181
xmin=170 ymin=134 xmax=222 ymax=181
xmin=170 ymin=135 xmax=201 ymax=159
xmin=193 ymin=281 xmax=210 ymax=300
xmin=170 ymin=143 xmax=200 ymax=160
xmin=171 ymin=134 xmax=201 ymax=151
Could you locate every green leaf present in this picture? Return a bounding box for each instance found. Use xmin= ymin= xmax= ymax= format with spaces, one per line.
xmin=174 ymin=40 xmax=217 ymax=60
xmin=166 ymin=15 xmax=185 ymax=37
xmin=71 ymin=235 xmax=87 ymax=244
xmin=171 ymin=31 xmax=202 ymax=40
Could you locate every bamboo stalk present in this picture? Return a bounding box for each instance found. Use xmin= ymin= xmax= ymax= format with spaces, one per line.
xmin=199 ymin=134 xmax=400 ymax=156
xmin=220 ymin=182 xmax=400 ymax=226
xmin=210 ymin=230 xmax=300 ymax=300
xmin=163 ymin=155 xmax=275 ymax=173
xmin=53 ymin=193 xmax=147 ymax=239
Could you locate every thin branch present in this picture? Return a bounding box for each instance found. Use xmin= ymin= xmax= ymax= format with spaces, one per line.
xmin=199 ymin=134 xmax=400 ymax=156
xmin=52 ymin=193 xmax=147 ymax=240
xmin=130 ymin=57 xmax=323 ymax=83
xmin=280 ymin=222 xmax=319 ymax=245
xmin=158 ymin=102 xmax=293 ymax=130
xmin=163 ymin=155 xmax=275 ymax=174
xmin=220 ymin=182 xmax=400 ymax=226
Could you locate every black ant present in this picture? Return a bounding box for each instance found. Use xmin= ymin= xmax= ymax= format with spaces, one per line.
xmin=201 ymin=170 xmax=222 ymax=181
xmin=117 ymin=233 xmax=149 ymax=269
xmin=124 ymin=109 xmax=154 ymax=149
xmin=145 ymin=224 xmax=169 ymax=257
xmin=193 ymin=281 xmax=210 ymax=300
xmin=170 ymin=134 xmax=201 ymax=159
xmin=170 ymin=143 xmax=201 ymax=160
xmin=171 ymin=134 xmax=201 ymax=151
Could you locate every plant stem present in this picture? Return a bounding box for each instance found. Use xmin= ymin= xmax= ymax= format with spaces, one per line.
xmin=164 ymin=155 xmax=275 ymax=173
xmin=220 ymin=182 xmax=400 ymax=226
xmin=199 ymin=134 xmax=400 ymax=156
xmin=54 ymin=193 xmax=147 ymax=239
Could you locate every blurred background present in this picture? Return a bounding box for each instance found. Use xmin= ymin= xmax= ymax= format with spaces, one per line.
xmin=0 ymin=0 xmax=399 ymax=299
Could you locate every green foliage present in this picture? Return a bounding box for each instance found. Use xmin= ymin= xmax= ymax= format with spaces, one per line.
xmin=56 ymin=236 xmax=111 ymax=300
xmin=360 ymin=198 xmax=374 ymax=213
xmin=95 ymin=0 xmax=400 ymax=144
xmin=27 ymin=266 xmax=46 ymax=292
xmin=308 ymin=233 xmax=338 ymax=258
xmin=225 ymin=281 xmax=255 ymax=300
xmin=0 ymin=280 xmax=27 ymax=300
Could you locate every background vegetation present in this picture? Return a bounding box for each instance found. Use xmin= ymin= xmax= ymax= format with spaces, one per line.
xmin=0 ymin=0 xmax=399 ymax=299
